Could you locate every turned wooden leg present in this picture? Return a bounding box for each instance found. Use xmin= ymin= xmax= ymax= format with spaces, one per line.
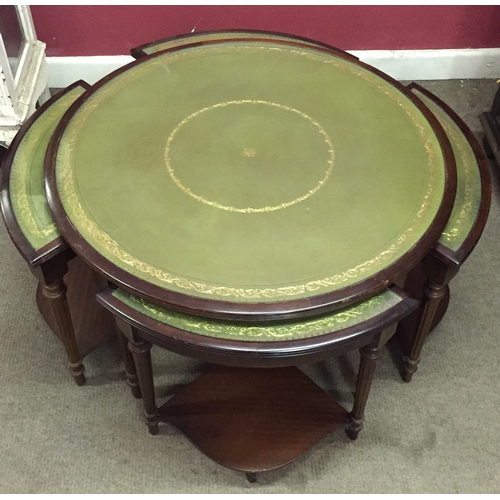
xmin=42 ymin=279 xmax=85 ymax=386
xmin=128 ymin=336 xmax=159 ymax=435
xmin=346 ymin=342 xmax=384 ymax=440
xmin=91 ymin=273 xmax=140 ymax=396
xmin=401 ymin=254 xmax=457 ymax=383
xmin=402 ymin=279 xmax=446 ymax=383
xmin=116 ymin=329 xmax=141 ymax=399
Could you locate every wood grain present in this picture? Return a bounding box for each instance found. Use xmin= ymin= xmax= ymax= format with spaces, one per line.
xmin=158 ymin=364 xmax=350 ymax=473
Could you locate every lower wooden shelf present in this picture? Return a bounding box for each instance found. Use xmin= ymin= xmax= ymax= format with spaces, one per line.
xmin=158 ymin=364 xmax=351 ymax=474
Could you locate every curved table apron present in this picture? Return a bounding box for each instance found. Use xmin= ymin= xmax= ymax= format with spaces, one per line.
xmin=44 ymin=38 xmax=456 ymax=323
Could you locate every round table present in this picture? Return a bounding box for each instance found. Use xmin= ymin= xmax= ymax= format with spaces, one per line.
xmin=44 ymin=35 xmax=457 ymax=477
xmin=45 ymin=36 xmax=456 ymax=322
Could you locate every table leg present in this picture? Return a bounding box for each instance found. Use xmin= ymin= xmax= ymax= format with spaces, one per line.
xmin=346 ymin=339 xmax=384 ymax=440
xmin=36 ymin=256 xmax=116 ymax=381
xmin=42 ymin=278 xmax=85 ymax=386
xmin=116 ymin=329 xmax=141 ymax=399
xmin=91 ymin=272 xmax=140 ymax=396
xmin=402 ymin=255 xmax=457 ymax=383
xmin=128 ymin=336 xmax=159 ymax=435
xmin=402 ymin=279 xmax=447 ymax=382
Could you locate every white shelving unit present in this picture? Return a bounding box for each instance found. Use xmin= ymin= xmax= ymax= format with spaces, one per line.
xmin=0 ymin=5 xmax=50 ymax=147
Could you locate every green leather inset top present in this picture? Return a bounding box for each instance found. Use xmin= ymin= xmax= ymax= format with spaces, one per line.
xmin=140 ymin=32 xmax=332 ymax=55
xmin=54 ymin=41 xmax=447 ymax=303
xmin=112 ymin=287 xmax=403 ymax=341
xmin=9 ymin=86 xmax=86 ymax=251
xmin=411 ymin=88 xmax=482 ymax=252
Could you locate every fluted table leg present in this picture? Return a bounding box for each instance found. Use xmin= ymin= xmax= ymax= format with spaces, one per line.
xmin=403 ymin=279 xmax=446 ymax=382
xmin=346 ymin=341 xmax=384 ymax=440
xmin=402 ymin=254 xmax=457 ymax=383
xmin=42 ymin=278 xmax=85 ymax=386
xmin=128 ymin=336 xmax=159 ymax=435
xmin=116 ymin=329 xmax=141 ymax=399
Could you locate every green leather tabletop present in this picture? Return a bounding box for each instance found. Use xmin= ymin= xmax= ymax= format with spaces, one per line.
xmin=112 ymin=286 xmax=403 ymax=341
xmin=9 ymin=85 xmax=86 ymax=251
xmin=410 ymin=88 xmax=482 ymax=252
xmin=52 ymin=40 xmax=448 ymax=304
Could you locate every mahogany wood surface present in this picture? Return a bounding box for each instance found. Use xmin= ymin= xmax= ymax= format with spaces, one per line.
xmin=36 ymin=256 xmax=115 ymax=357
xmin=158 ymin=364 xmax=351 ymax=474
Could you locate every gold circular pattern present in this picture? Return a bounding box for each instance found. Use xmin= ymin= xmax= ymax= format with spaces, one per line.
xmin=164 ymin=100 xmax=335 ymax=213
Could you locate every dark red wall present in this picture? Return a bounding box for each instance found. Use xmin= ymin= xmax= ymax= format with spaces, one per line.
xmin=31 ymin=5 xmax=500 ymax=57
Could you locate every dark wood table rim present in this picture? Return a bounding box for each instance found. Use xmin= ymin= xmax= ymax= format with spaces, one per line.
xmin=44 ymin=36 xmax=457 ymax=323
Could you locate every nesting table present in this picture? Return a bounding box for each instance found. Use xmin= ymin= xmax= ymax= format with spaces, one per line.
xmin=45 ymin=38 xmax=455 ymax=318
xmin=40 ymin=37 xmax=458 ymax=476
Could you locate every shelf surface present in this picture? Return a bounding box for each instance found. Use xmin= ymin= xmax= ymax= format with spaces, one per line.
xmin=159 ymin=364 xmax=351 ymax=473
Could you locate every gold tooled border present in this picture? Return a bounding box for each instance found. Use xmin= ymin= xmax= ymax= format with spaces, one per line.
xmin=125 ymin=289 xmax=399 ymax=339
xmin=435 ymin=110 xmax=480 ymax=248
xmin=11 ymin=112 xmax=60 ymax=244
xmin=10 ymin=87 xmax=86 ymax=249
xmin=410 ymin=90 xmax=480 ymax=250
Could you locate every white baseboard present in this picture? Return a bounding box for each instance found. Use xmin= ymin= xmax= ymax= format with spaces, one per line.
xmin=47 ymin=55 xmax=135 ymax=88
xmin=46 ymin=48 xmax=500 ymax=88
xmin=352 ymin=48 xmax=500 ymax=81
